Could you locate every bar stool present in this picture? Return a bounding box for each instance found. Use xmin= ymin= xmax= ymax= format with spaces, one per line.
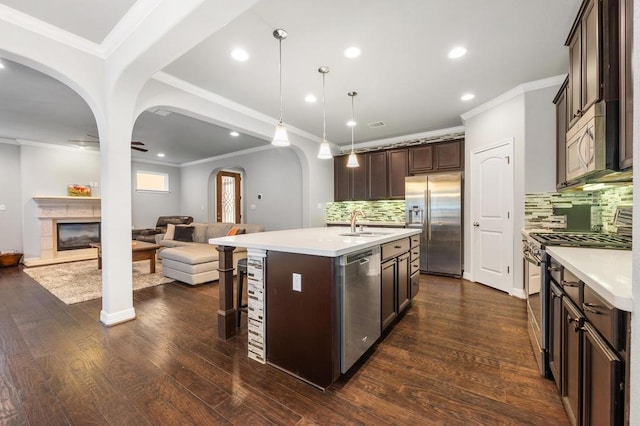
xmin=236 ymin=257 xmax=248 ymax=327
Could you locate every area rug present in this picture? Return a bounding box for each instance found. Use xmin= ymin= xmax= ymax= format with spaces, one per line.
xmin=23 ymin=259 xmax=173 ymax=305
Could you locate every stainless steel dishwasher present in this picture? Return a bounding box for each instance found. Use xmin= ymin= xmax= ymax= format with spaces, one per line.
xmin=339 ymin=246 xmax=381 ymax=373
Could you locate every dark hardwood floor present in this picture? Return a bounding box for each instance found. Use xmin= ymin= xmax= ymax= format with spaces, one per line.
xmin=0 ymin=265 xmax=569 ymax=425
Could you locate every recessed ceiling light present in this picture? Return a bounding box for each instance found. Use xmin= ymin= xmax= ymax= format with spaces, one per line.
xmin=448 ymin=46 xmax=467 ymax=59
xmin=230 ymin=131 xmax=239 ymax=137
xmin=347 ymin=120 xmax=356 ymax=127
xmin=231 ymin=48 xmax=249 ymax=62
xmin=461 ymin=93 xmax=475 ymax=101
xmin=304 ymin=94 xmax=317 ymax=103
xmin=157 ymin=153 xmax=165 ymax=157
xmin=0 ymin=61 xmax=5 ymax=69
xmin=344 ymin=46 xmax=361 ymax=59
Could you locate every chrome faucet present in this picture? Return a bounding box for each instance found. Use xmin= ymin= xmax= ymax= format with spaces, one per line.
xmin=350 ymin=208 xmax=366 ymax=232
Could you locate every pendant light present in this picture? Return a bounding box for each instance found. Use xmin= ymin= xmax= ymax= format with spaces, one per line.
xmin=346 ymin=91 xmax=359 ymax=167
xmin=272 ymin=28 xmax=289 ymax=146
xmin=317 ymin=66 xmax=333 ymax=159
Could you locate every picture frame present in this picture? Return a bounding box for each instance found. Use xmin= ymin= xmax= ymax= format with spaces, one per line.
xmin=67 ymin=184 xmax=92 ymax=197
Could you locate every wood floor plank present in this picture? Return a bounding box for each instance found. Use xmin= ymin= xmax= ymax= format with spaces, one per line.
xmin=0 ymin=265 xmax=570 ymax=424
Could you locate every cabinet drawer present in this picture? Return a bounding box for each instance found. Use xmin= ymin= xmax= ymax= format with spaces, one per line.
xmin=410 ymin=247 xmax=419 ymax=262
xmin=381 ymin=238 xmax=410 ymax=261
xmin=410 ymin=259 xmax=419 ymax=276
xmin=584 ymin=285 xmax=621 ymax=350
xmin=548 ymin=257 xmax=563 ymax=284
xmin=410 ymin=235 xmax=420 ymax=248
xmin=560 ymin=268 xmax=582 ymax=307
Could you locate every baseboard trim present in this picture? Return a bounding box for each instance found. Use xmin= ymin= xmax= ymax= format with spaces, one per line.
xmin=100 ymin=307 xmax=136 ymax=326
xmin=462 ymin=271 xmax=473 ymax=281
xmin=510 ymin=288 xmax=526 ymax=299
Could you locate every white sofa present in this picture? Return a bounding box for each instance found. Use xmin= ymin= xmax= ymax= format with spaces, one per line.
xmin=158 ymin=222 xmax=264 ymax=285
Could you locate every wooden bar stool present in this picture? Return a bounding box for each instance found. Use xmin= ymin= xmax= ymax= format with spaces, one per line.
xmin=236 ymin=257 xmax=248 ymax=327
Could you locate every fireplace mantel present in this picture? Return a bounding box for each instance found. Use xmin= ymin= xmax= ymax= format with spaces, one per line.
xmin=26 ymin=196 xmax=102 ymax=266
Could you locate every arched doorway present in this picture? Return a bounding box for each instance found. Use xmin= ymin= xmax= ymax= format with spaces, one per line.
xmin=216 ymin=170 xmax=242 ymax=223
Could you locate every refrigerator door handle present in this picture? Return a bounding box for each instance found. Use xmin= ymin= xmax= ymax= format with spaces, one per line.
xmin=427 ymin=189 xmax=432 ymax=241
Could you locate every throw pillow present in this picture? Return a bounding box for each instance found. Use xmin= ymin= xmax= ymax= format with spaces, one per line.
xmin=226 ymin=227 xmax=239 ymax=236
xmin=174 ymin=225 xmax=194 ymax=242
xmin=165 ymin=223 xmax=176 ymax=240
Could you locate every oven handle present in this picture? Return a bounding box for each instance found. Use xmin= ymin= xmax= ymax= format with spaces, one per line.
xmin=523 ymin=253 xmax=541 ymax=267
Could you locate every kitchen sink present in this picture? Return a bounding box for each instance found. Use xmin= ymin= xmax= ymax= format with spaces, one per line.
xmin=339 ymin=231 xmax=391 ymax=237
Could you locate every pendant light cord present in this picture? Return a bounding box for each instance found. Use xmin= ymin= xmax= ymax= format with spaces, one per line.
xmin=322 ymin=72 xmax=327 ymax=141
xmin=350 ymin=93 xmax=355 ymax=152
xmin=278 ymin=37 xmax=283 ymax=124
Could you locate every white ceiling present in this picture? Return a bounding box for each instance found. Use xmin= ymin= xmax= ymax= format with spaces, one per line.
xmin=0 ymin=0 xmax=582 ymax=165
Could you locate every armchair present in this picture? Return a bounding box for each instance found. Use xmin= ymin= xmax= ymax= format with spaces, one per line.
xmin=133 ymin=215 xmax=194 ymax=243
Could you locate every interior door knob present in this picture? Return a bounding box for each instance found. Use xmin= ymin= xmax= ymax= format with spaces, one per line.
xmin=473 ymin=222 xmax=480 ymax=227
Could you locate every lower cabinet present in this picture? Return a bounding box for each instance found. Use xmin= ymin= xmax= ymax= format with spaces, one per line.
xmin=380 ymin=238 xmax=413 ymax=332
xmin=549 ymin=256 xmax=627 ymax=426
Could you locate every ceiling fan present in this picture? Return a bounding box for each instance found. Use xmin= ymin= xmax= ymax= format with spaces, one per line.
xmin=69 ymin=134 xmax=149 ymax=152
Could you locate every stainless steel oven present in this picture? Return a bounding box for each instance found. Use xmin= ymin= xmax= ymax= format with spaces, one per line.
xmin=522 ymin=234 xmax=548 ymax=377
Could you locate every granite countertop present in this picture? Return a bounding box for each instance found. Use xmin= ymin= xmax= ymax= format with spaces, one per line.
xmin=209 ymin=227 xmax=420 ymax=257
xmin=546 ymin=246 xmax=632 ymax=312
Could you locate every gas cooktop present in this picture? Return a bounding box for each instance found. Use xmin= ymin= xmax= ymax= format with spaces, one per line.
xmin=529 ymin=232 xmax=632 ymax=249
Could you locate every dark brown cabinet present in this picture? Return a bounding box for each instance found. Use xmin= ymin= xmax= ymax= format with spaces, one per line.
xmin=554 ymin=78 xmax=569 ymax=189
xmin=380 ymin=238 xmax=412 ymax=331
xmin=387 ymin=149 xmax=408 ymax=199
xmin=381 ymin=258 xmax=397 ymax=330
xmin=408 ymin=145 xmax=434 ymax=173
xmin=366 ymin=151 xmax=388 ymax=200
xmin=549 ymin=256 xmax=628 ymax=426
xmin=408 ymin=139 xmax=463 ymax=174
xmin=334 ymin=154 xmax=367 ymax=201
xmin=619 ymin=0 xmax=632 ymax=169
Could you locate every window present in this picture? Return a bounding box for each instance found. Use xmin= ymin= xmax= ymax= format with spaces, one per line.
xmin=136 ymin=171 xmax=169 ymax=192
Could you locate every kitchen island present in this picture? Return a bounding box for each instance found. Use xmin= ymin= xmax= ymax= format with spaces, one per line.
xmin=209 ymin=226 xmax=421 ymax=388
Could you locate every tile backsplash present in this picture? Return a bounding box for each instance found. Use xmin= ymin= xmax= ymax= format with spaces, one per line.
xmin=525 ymin=185 xmax=633 ymax=233
xmin=326 ymin=200 xmax=405 ymax=224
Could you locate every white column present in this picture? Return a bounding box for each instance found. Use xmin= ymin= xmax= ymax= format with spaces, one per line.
xmin=99 ymin=103 xmax=136 ymax=325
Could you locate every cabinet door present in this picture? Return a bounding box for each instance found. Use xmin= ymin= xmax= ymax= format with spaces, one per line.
xmin=334 ymin=155 xmax=351 ymax=201
xmin=387 ymin=149 xmax=408 ymax=199
xmin=397 ymin=252 xmax=410 ymax=313
xmin=366 ymin=151 xmax=388 ymax=200
xmin=562 ymin=297 xmax=584 ymax=426
xmin=555 ymin=79 xmax=569 ymax=189
xmin=566 ymin=126 xmax=591 ymax=181
xmin=381 ymin=259 xmax=397 ymax=331
xmin=409 ymin=145 xmax=434 ymax=173
xmin=582 ymin=322 xmax=623 ymax=426
xmin=568 ymin=29 xmax=582 ymax=127
xmin=581 ymin=0 xmax=600 ymax=112
xmin=434 ymin=140 xmax=462 ymax=170
xmin=351 ymin=154 xmax=367 ymax=200
xmin=619 ymin=0 xmax=633 ymax=169
xmin=549 ymin=283 xmax=563 ymax=392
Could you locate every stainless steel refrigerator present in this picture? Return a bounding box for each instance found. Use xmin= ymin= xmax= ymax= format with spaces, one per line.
xmin=405 ymin=173 xmax=463 ymax=277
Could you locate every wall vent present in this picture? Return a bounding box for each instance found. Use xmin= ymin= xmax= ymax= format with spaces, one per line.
xmin=368 ymin=121 xmax=386 ymax=128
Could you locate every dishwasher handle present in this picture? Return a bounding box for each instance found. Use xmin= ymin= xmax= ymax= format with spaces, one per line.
xmin=345 ymin=249 xmax=375 ymax=265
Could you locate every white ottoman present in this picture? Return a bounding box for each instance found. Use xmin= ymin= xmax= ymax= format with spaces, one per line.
xmin=160 ymin=245 xmax=220 ymax=285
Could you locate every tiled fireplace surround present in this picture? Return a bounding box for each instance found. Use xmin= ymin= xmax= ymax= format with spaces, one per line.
xmin=28 ymin=196 xmax=101 ymax=266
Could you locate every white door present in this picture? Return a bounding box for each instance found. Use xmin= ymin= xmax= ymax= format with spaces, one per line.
xmin=471 ymin=140 xmax=513 ymax=293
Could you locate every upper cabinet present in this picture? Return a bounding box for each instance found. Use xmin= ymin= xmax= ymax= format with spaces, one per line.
xmin=554 ymin=78 xmax=569 ymax=189
xmin=408 ymin=139 xmax=463 ymax=174
xmin=334 ymin=139 xmax=463 ymax=201
xmin=619 ymin=0 xmax=633 ymax=169
xmin=566 ymin=0 xmax=619 ymax=127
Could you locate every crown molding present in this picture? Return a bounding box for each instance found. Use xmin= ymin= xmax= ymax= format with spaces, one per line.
xmin=179 ymin=143 xmax=275 ymax=168
xmin=0 ymin=4 xmax=104 ymax=57
xmin=17 ymin=138 xmax=101 ymax=155
xmin=460 ymin=74 xmax=567 ymax=121
xmin=338 ymin=125 xmax=466 ymax=154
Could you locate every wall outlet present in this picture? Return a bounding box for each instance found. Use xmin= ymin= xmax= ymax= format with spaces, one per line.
xmin=250 ymin=204 xmax=257 ymax=210
xmin=317 ymin=203 xmax=323 ymax=209
xmin=0 ymin=204 xmax=5 ymax=211
xmin=292 ymin=273 xmax=302 ymax=292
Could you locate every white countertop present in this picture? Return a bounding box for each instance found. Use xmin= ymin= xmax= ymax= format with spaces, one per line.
xmin=209 ymin=227 xmax=421 ymax=257
xmin=546 ymin=246 xmax=632 ymax=312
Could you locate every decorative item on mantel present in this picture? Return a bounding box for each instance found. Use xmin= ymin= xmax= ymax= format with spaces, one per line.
xmin=67 ymin=184 xmax=92 ymax=197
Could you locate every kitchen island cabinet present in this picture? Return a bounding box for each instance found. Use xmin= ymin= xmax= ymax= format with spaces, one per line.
xmin=210 ymin=227 xmax=420 ymax=389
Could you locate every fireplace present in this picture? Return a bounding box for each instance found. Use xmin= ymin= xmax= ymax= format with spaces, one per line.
xmin=57 ymin=222 xmax=101 ymax=251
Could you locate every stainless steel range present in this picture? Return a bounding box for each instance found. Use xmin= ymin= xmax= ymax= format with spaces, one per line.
xmin=522 ymin=231 xmax=632 ymax=376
